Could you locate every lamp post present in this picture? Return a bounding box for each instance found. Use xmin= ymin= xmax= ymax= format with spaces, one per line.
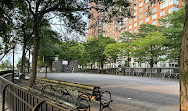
xmin=11 ymin=41 xmax=16 ymax=83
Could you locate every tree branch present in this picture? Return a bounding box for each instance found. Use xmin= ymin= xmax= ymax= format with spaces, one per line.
xmin=39 ymin=1 xmax=88 ymax=17
xmin=36 ymin=0 xmax=42 ymax=14
xmin=39 ymin=1 xmax=63 ymax=16
xmin=25 ymin=0 xmax=34 ymax=15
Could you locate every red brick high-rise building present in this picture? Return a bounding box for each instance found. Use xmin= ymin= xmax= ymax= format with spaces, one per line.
xmin=88 ymin=2 xmax=104 ymax=38
xmin=88 ymin=0 xmax=183 ymax=41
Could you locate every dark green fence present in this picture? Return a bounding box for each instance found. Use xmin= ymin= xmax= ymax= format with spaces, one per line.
xmin=0 ymin=74 xmax=73 ymax=111
xmin=103 ymin=67 xmax=179 ymax=79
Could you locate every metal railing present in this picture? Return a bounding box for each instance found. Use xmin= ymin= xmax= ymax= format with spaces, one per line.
xmin=0 ymin=74 xmax=74 ymax=111
xmin=103 ymin=67 xmax=179 ymax=79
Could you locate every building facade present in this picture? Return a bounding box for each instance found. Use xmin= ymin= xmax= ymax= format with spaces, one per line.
xmin=88 ymin=0 xmax=182 ymax=40
xmin=88 ymin=0 xmax=183 ymax=68
xmin=88 ymin=2 xmax=104 ymax=38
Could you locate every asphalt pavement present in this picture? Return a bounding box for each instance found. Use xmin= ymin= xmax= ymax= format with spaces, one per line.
xmin=37 ymin=72 xmax=179 ymax=111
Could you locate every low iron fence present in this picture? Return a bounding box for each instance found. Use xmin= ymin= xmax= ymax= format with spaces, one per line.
xmin=103 ymin=67 xmax=179 ymax=79
xmin=0 ymin=74 xmax=74 ymax=111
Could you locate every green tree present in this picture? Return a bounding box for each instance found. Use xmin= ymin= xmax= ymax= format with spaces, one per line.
xmin=0 ymin=60 xmax=12 ymax=69
xmin=159 ymin=6 xmax=185 ymax=67
xmin=84 ymin=35 xmax=116 ymax=71
xmin=119 ymin=31 xmax=135 ymax=67
xmin=15 ymin=0 xmax=132 ymax=87
xmin=104 ymin=43 xmax=120 ymax=62
xmin=131 ymin=31 xmax=166 ymax=76
xmin=59 ymin=41 xmax=81 ymax=60
xmin=14 ymin=15 xmax=33 ymax=73
xmin=14 ymin=0 xmax=89 ymax=87
xmin=0 ymin=0 xmax=14 ymax=61
xmin=136 ymin=24 xmax=163 ymax=38
xmin=38 ymin=25 xmax=61 ymax=72
xmin=16 ymin=57 xmax=30 ymax=72
xmin=104 ymin=42 xmax=132 ymax=67
xmin=58 ymin=41 xmax=88 ymax=68
xmin=69 ymin=43 xmax=85 ymax=61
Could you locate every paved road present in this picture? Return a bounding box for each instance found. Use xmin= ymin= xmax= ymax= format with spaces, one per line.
xmin=37 ymin=72 xmax=179 ymax=111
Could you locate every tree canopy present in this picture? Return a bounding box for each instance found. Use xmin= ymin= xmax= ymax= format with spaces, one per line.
xmin=131 ymin=31 xmax=166 ymax=74
xmin=159 ymin=6 xmax=185 ymax=65
xmin=84 ymin=35 xmax=116 ymax=70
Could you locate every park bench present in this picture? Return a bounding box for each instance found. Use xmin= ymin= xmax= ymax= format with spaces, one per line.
xmin=163 ymin=73 xmax=179 ymax=79
xmin=25 ymin=86 xmax=89 ymax=111
xmin=33 ymin=78 xmax=113 ymax=111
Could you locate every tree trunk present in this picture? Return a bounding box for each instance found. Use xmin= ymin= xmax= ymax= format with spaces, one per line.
xmin=90 ymin=63 xmax=92 ymax=69
xmin=180 ymin=2 xmax=188 ymax=110
xmin=20 ymin=42 xmax=26 ymax=73
xmin=28 ymin=16 xmax=41 ymax=87
xmin=178 ymin=56 xmax=180 ymax=67
xmin=128 ymin=52 xmax=130 ymax=67
xmin=149 ymin=58 xmax=153 ymax=77
xmin=27 ymin=49 xmax=30 ymax=73
xmin=20 ymin=26 xmax=27 ymax=73
xmin=49 ymin=61 xmax=53 ymax=72
xmin=101 ymin=61 xmax=104 ymax=73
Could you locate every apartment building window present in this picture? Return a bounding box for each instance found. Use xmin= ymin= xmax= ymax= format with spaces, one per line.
xmin=134 ymin=11 xmax=137 ymax=16
xmin=152 ymin=21 xmax=157 ymax=25
xmin=139 ymin=14 xmax=143 ymax=19
xmin=160 ymin=3 xmax=165 ymax=9
xmin=168 ymin=0 xmax=173 ymax=6
xmin=145 ymin=17 xmax=149 ymax=22
xmin=152 ymin=14 xmax=157 ymax=20
xmin=134 ymin=23 xmax=137 ymax=27
xmin=160 ymin=10 xmax=165 ymax=17
xmin=134 ymin=6 xmax=137 ymax=10
xmin=160 ymin=62 xmax=166 ymax=67
xmin=160 ymin=0 xmax=179 ymax=9
xmin=121 ymin=29 xmax=123 ymax=33
xmin=123 ymin=18 xmax=127 ymax=24
xmin=145 ymin=5 xmax=149 ymax=10
xmin=174 ymin=0 xmax=178 ymax=5
xmin=175 ymin=7 xmax=179 ymax=11
xmin=134 ymin=28 xmax=137 ymax=33
xmin=145 ymin=11 xmax=149 ymax=16
xmin=145 ymin=0 xmax=149 ymax=3
xmin=134 ymin=17 xmax=137 ymax=21
xmin=152 ymin=7 xmax=157 ymax=13
xmin=168 ymin=7 xmax=179 ymax=13
xmin=134 ymin=0 xmax=137 ymax=4
xmin=139 ymin=8 xmax=143 ymax=13
xmin=139 ymin=2 xmax=143 ymax=7
xmin=124 ymin=22 xmax=127 ymax=27
xmin=129 ymin=20 xmax=132 ymax=24
xmin=139 ymin=20 xmax=143 ymax=25
xmin=152 ymin=0 xmax=157 ymax=6
xmin=125 ymin=27 xmax=127 ymax=31
xmin=129 ymin=25 xmax=132 ymax=29
xmin=133 ymin=63 xmax=137 ymax=68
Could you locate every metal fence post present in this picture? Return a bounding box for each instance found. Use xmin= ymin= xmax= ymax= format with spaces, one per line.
xmin=2 ymin=84 xmax=9 ymax=111
xmin=32 ymin=101 xmax=45 ymax=111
